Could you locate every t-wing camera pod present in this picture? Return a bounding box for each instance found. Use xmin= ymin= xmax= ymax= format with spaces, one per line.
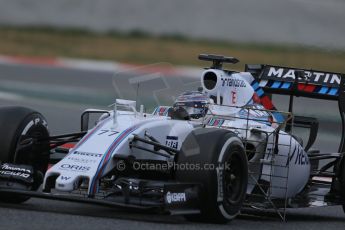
xmin=198 ymin=54 xmax=239 ymax=69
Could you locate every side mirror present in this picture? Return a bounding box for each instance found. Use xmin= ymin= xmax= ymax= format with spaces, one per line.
xmin=81 ymin=109 xmax=110 ymax=131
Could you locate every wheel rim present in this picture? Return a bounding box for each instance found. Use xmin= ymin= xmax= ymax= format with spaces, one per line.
xmin=13 ymin=121 xmax=49 ymax=173
xmin=224 ymin=153 xmax=244 ymax=205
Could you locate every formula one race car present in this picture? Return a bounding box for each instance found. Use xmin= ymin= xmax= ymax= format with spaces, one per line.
xmin=0 ymin=54 xmax=344 ymax=223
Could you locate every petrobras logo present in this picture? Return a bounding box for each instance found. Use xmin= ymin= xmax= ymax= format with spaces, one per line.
xmin=264 ymin=66 xmax=341 ymax=87
xmin=165 ymin=191 xmax=186 ymax=204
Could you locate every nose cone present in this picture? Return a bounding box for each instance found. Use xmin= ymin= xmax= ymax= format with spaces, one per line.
xmin=55 ymin=174 xmax=83 ymax=191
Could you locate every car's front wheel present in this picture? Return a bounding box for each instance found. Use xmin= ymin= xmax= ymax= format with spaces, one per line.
xmin=0 ymin=106 xmax=50 ymax=203
xmin=176 ymin=128 xmax=248 ymax=224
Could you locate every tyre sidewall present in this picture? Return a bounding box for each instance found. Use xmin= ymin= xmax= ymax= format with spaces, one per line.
xmin=0 ymin=107 xmax=49 ymax=203
xmin=176 ymin=128 xmax=248 ymax=223
xmin=215 ymin=136 xmax=248 ymax=220
xmin=11 ymin=112 xmax=50 ymax=173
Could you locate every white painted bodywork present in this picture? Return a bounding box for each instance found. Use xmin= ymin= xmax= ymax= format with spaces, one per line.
xmin=44 ymin=111 xmax=195 ymax=194
xmin=44 ymin=69 xmax=310 ymax=199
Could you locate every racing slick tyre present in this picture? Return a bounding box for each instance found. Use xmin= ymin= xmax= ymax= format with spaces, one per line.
xmin=0 ymin=106 xmax=50 ymax=203
xmin=339 ymin=157 xmax=345 ymax=213
xmin=176 ymin=128 xmax=248 ymax=224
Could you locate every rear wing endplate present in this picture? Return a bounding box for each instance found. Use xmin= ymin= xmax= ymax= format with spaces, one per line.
xmin=245 ymin=64 xmax=345 ymax=100
xmin=245 ymin=64 xmax=345 ymax=153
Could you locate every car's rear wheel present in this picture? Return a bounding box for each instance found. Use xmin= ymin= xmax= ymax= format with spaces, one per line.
xmin=336 ymin=155 xmax=345 ymax=213
xmin=339 ymin=158 xmax=345 ymax=213
xmin=176 ymin=128 xmax=248 ymax=224
xmin=0 ymin=106 xmax=50 ymax=203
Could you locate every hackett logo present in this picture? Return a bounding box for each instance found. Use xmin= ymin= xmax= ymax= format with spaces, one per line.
xmin=264 ymin=66 xmax=341 ymax=87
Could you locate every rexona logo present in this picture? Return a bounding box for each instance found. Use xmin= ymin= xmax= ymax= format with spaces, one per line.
xmin=59 ymin=164 xmax=90 ymax=172
xmin=165 ymin=192 xmax=186 ymax=204
xmin=73 ymin=151 xmax=102 ymax=158
xmin=263 ymin=66 xmax=341 ymax=87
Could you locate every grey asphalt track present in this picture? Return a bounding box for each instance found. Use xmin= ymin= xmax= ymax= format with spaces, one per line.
xmin=0 ymin=63 xmax=344 ymax=229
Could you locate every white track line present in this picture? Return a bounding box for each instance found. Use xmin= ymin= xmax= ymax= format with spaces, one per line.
xmin=0 ymin=55 xmax=200 ymax=78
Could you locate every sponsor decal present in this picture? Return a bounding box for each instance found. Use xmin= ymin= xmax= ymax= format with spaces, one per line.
xmin=216 ymin=167 xmax=224 ymax=202
xmin=294 ymin=146 xmax=309 ymax=166
xmin=0 ymin=164 xmax=33 ymax=179
xmin=208 ymin=118 xmax=225 ymax=127
xmin=21 ymin=118 xmax=48 ymax=135
xmin=0 ymin=170 xmax=30 ymax=178
xmin=97 ymin=130 xmax=119 ymax=136
xmin=67 ymin=157 xmax=97 ymax=164
xmin=59 ymin=164 xmax=90 ymax=172
xmin=231 ymin=91 xmax=237 ymax=104
xmin=21 ymin=120 xmax=34 ymax=135
xmin=286 ymin=145 xmax=309 ymax=166
xmin=166 ymin=136 xmax=178 ymax=149
xmin=155 ymin=107 xmax=169 ymax=116
xmin=60 ymin=176 xmax=71 ymax=181
xmin=221 ymin=78 xmax=246 ymax=88
xmin=1 ymin=164 xmax=31 ymax=173
xmin=165 ymin=191 xmax=186 ymax=204
xmin=72 ymin=151 xmax=102 ymax=158
xmin=263 ymin=66 xmax=341 ymax=87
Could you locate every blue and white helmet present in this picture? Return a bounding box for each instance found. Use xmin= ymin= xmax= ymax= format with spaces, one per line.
xmin=173 ymin=91 xmax=210 ymax=119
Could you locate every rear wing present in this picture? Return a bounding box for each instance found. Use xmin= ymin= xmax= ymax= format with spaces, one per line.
xmin=245 ymin=64 xmax=345 ymax=100
xmin=245 ymin=64 xmax=345 ymax=153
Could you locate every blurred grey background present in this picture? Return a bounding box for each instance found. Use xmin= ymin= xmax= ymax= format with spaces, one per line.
xmin=0 ymin=1 xmax=345 ymax=229
xmin=0 ymin=0 xmax=344 ymax=49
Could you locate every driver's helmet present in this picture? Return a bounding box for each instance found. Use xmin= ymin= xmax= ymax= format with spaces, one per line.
xmin=173 ymin=91 xmax=210 ymax=119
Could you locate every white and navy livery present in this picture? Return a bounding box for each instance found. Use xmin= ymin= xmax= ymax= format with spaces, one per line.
xmin=0 ymin=54 xmax=344 ymax=223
